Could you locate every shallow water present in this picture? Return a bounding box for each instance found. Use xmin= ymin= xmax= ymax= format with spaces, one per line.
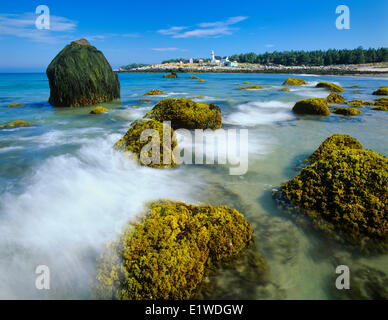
xmin=0 ymin=73 xmax=387 ymax=299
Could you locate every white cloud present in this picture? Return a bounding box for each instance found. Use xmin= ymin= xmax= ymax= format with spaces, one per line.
xmin=265 ymin=44 xmax=275 ymax=48
xmin=151 ymin=47 xmax=181 ymax=51
xmin=157 ymin=16 xmax=248 ymax=39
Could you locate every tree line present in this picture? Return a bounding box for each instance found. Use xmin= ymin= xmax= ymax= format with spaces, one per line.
xmin=229 ymin=47 xmax=388 ymax=66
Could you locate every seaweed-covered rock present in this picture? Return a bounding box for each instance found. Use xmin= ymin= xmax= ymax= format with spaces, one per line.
xmin=163 ymin=72 xmax=178 ymax=78
xmin=7 ymin=103 xmax=24 ymax=107
xmin=292 ymin=98 xmax=330 ymax=116
xmin=190 ymin=75 xmax=199 ymax=79
xmin=114 ymin=120 xmax=177 ymax=168
xmin=375 ymin=98 xmax=388 ymax=106
xmin=333 ymin=107 xmax=362 ymax=116
xmin=136 ymin=98 xmax=152 ymax=102
xmin=144 ymin=98 xmax=222 ymax=130
xmin=373 ymin=87 xmax=388 ymax=95
xmin=46 ymin=39 xmax=120 ymax=107
xmin=144 ymin=89 xmax=164 ymax=96
xmin=237 ymin=85 xmax=262 ymax=90
xmin=0 ymin=120 xmax=32 ymax=129
xmin=348 ymin=85 xmax=359 ymax=88
xmin=90 ymin=106 xmax=108 ymax=114
xmin=242 ymin=81 xmax=250 ymax=84
xmin=92 ymin=200 xmax=261 ymax=300
xmin=283 ymin=78 xmax=307 ymax=85
xmin=280 ymin=87 xmax=290 ymax=92
xmin=277 ymin=138 xmax=388 ymax=253
xmin=372 ymin=105 xmax=388 ymax=111
xmin=316 ymin=82 xmax=344 ymax=92
xmin=362 ymin=101 xmax=374 ymax=106
xmin=307 ymin=134 xmax=363 ymax=163
xmin=348 ymin=99 xmax=363 ymax=108
xmin=326 ymin=92 xmax=345 ymax=104
xmin=198 ymin=79 xmax=205 ymax=83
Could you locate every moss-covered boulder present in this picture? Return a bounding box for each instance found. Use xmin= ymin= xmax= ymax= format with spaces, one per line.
xmin=144 ymin=89 xmax=164 ymax=96
xmin=316 ymin=82 xmax=344 ymax=92
xmin=242 ymin=81 xmax=250 ymax=84
xmin=332 ymin=107 xmax=362 ymax=116
xmin=326 ymin=92 xmax=345 ymax=104
xmin=190 ymin=75 xmax=199 ymax=79
xmin=198 ymin=79 xmax=205 ymax=83
xmin=46 ymin=39 xmax=120 ymax=107
xmin=292 ymin=98 xmax=330 ymax=116
xmin=92 ymin=200 xmax=263 ymax=300
xmin=237 ymin=85 xmax=262 ymax=90
xmin=280 ymin=87 xmax=290 ymax=92
xmin=372 ymin=105 xmax=388 ymax=111
xmin=307 ymin=134 xmax=362 ymax=162
xmin=0 ymin=120 xmax=32 ymax=129
xmin=7 ymin=103 xmax=24 ymax=107
xmin=283 ymin=78 xmax=307 ymax=85
xmin=348 ymin=99 xmax=363 ymax=108
xmin=275 ymin=135 xmax=388 ymax=253
xmin=348 ymin=85 xmax=359 ymax=88
xmin=163 ymin=72 xmax=178 ymax=78
xmin=90 ymin=106 xmax=108 ymax=114
xmin=373 ymin=87 xmax=388 ymax=95
xmin=114 ymin=120 xmax=177 ymax=168
xmin=375 ymin=98 xmax=388 ymax=106
xmin=144 ymin=98 xmax=222 ymax=130
xmin=362 ymin=101 xmax=374 ymax=106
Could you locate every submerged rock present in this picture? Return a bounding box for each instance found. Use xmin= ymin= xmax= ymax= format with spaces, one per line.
xmin=332 ymin=107 xmax=362 ymax=116
xmin=280 ymin=87 xmax=290 ymax=92
xmin=163 ymin=72 xmax=178 ymax=78
xmin=46 ymin=39 xmax=120 ymax=107
xmin=292 ymin=98 xmax=330 ymax=116
xmin=90 ymin=106 xmax=108 ymax=114
xmin=283 ymin=77 xmax=307 ymax=85
xmin=326 ymin=92 xmax=345 ymax=104
xmin=372 ymin=105 xmax=388 ymax=111
xmin=136 ymin=98 xmax=152 ymax=102
xmin=92 ymin=200 xmax=263 ymax=300
xmin=190 ymin=75 xmax=199 ymax=79
xmin=237 ymin=85 xmax=262 ymax=90
xmin=373 ymin=87 xmax=388 ymax=95
xmin=114 ymin=119 xmax=177 ymax=168
xmin=0 ymin=120 xmax=32 ymax=129
xmin=375 ymin=97 xmax=388 ymax=106
xmin=143 ymin=89 xmax=164 ymax=96
xmin=316 ymin=82 xmax=344 ymax=92
xmin=275 ymin=134 xmax=388 ymax=253
xmin=198 ymin=79 xmax=205 ymax=83
xmin=7 ymin=103 xmax=24 ymax=107
xmin=362 ymin=101 xmax=374 ymax=106
xmin=144 ymin=98 xmax=222 ymax=130
xmin=348 ymin=99 xmax=363 ymax=107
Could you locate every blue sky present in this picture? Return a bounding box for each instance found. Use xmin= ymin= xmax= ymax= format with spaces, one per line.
xmin=0 ymin=0 xmax=387 ymax=72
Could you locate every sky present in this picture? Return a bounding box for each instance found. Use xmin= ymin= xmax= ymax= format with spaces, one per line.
xmin=0 ymin=0 xmax=387 ymax=72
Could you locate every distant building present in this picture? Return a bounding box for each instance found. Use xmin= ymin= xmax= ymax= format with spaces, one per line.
xmin=221 ymin=56 xmax=229 ymax=63
xmin=211 ymin=50 xmax=220 ymax=63
xmin=224 ymin=61 xmax=238 ymax=67
xmin=184 ymin=58 xmax=193 ymax=64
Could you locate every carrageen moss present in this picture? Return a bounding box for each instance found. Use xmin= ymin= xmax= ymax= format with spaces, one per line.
xmin=90 ymin=106 xmax=108 ymax=114
xmin=0 ymin=120 xmax=32 ymax=129
xmin=277 ymin=135 xmax=388 ymax=253
xmin=326 ymin=92 xmax=345 ymax=104
xmin=144 ymin=89 xmax=164 ymax=96
xmin=307 ymin=134 xmax=363 ymax=163
xmin=92 ymin=200 xmax=262 ymax=300
xmin=237 ymin=85 xmax=262 ymax=90
xmin=114 ymin=119 xmax=177 ymax=168
xmin=316 ymin=82 xmax=344 ymax=93
xmin=332 ymin=107 xmax=362 ymax=116
xmin=283 ymin=78 xmax=307 ymax=85
xmin=292 ymin=98 xmax=330 ymax=116
xmin=373 ymin=87 xmax=388 ymax=95
xmin=144 ymin=98 xmax=222 ymax=130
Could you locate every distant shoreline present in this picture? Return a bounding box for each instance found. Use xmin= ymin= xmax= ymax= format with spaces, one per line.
xmin=117 ymin=64 xmax=388 ymax=77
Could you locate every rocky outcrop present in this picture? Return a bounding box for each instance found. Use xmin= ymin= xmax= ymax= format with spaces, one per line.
xmin=0 ymin=120 xmax=32 ymax=129
xmin=373 ymin=87 xmax=388 ymax=95
xmin=237 ymin=85 xmax=262 ymax=90
xmin=90 ymin=106 xmax=108 ymax=114
xmin=292 ymin=98 xmax=330 ymax=116
xmin=143 ymin=89 xmax=164 ymax=96
xmin=326 ymin=92 xmax=345 ymax=104
xmin=282 ymin=77 xmax=307 ymax=85
xmin=46 ymin=39 xmax=120 ymax=107
xmin=316 ymin=82 xmax=344 ymax=92
xmin=144 ymin=98 xmax=222 ymax=130
xmin=332 ymin=107 xmax=362 ymax=116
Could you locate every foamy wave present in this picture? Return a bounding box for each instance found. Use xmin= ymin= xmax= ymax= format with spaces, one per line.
xmin=224 ymin=100 xmax=294 ymax=126
xmin=0 ymin=135 xmax=199 ymax=298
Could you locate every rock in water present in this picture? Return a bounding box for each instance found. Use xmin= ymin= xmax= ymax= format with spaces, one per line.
xmin=46 ymin=39 xmax=120 ymax=107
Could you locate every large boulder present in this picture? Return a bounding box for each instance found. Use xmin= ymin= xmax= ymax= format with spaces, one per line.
xmin=326 ymin=92 xmax=345 ymax=104
xmin=292 ymin=98 xmax=330 ymax=116
xmin=46 ymin=39 xmax=120 ymax=107
xmin=373 ymin=87 xmax=388 ymax=95
xmin=0 ymin=120 xmax=32 ymax=129
xmin=92 ymin=200 xmax=266 ymax=300
xmin=275 ymin=134 xmax=388 ymax=253
xmin=144 ymin=98 xmax=222 ymax=130
xmin=332 ymin=107 xmax=362 ymax=116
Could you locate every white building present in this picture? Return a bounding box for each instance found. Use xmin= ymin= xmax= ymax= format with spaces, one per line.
xmin=211 ymin=50 xmax=220 ymax=63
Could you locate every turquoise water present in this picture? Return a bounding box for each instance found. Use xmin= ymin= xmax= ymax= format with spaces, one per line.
xmin=0 ymin=73 xmax=387 ymax=299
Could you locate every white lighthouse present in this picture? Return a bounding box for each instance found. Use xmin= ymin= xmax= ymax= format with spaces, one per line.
xmin=211 ymin=50 xmax=219 ymax=63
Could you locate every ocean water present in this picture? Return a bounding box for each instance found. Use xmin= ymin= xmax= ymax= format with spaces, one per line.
xmin=0 ymin=72 xmax=387 ymax=299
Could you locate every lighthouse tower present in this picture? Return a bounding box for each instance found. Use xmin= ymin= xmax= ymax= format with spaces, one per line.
xmin=211 ymin=50 xmax=215 ymax=63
